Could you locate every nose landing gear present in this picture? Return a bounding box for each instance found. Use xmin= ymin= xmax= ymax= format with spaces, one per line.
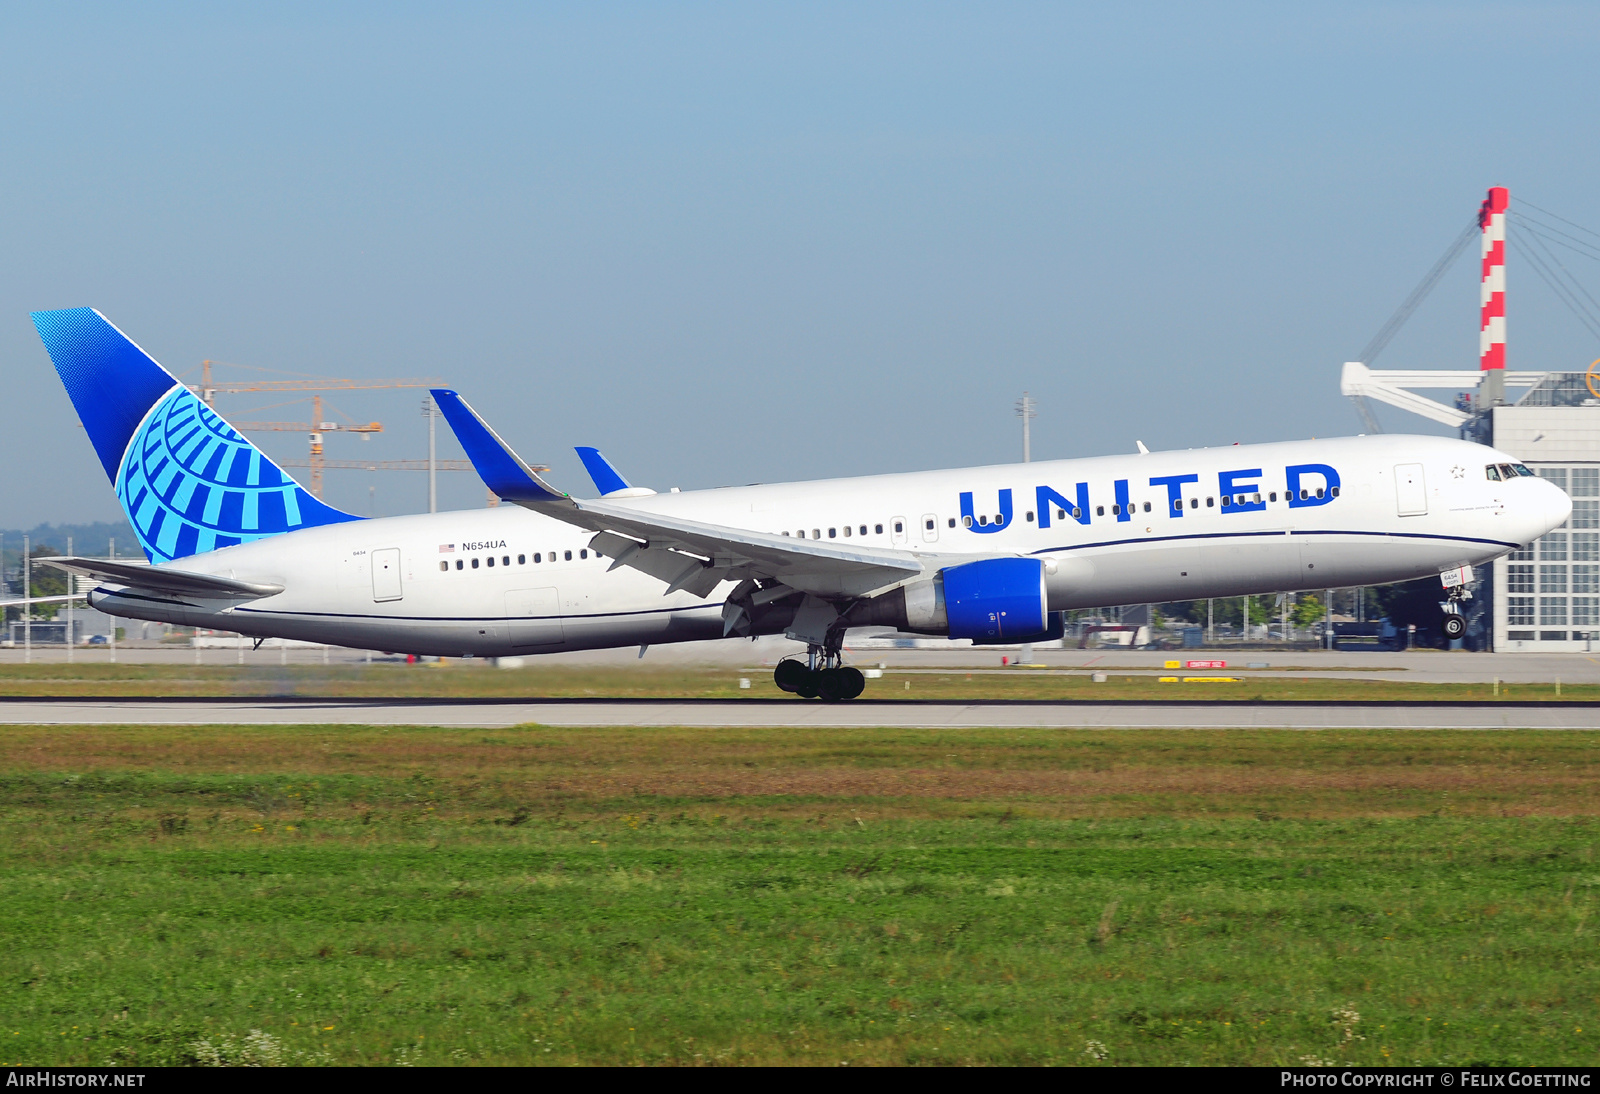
xmin=1439 ymin=564 xmax=1474 ymax=643
xmin=773 ymin=649 xmax=866 ymax=701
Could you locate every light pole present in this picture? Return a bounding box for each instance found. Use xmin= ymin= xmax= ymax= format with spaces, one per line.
xmin=66 ymin=536 xmax=73 ymax=663
xmin=1015 ymin=392 xmax=1037 ymax=463
xmin=22 ymin=534 xmax=30 ymax=665
xmin=422 ymin=395 xmax=438 ymax=513
xmin=108 ymin=538 xmax=117 ymax=664
xmin=1014 ymin=391 xmax=1039 ymax=659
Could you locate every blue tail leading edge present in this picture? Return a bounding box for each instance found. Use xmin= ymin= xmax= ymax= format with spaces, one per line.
xmin=31 ymin=308 xmax=360 ymax=564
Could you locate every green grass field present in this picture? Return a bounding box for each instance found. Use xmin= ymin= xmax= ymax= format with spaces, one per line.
xmin=0 ymin=661 xmax=1589 ymax=702
xmin=2 ymin=722 xmax=1597 ymax=1066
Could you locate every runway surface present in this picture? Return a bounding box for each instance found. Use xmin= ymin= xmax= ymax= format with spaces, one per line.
xmin=2 ymin=697 xmax=1599 ymax=729
xmin=7 ymin=640 xmax=1600 ymax=685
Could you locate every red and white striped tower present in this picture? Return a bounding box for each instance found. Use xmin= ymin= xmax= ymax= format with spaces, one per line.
xmin=1479 ymin=185 xmax=1509 ymax=406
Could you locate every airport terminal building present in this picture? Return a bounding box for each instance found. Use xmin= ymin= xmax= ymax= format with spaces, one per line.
xmin=1480 ymin=376 xmax=1600 ymax=652
xmin=1340 ymin=186 xmax=1600 ymax=653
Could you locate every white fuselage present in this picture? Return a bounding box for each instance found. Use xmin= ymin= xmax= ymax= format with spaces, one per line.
xmin=91 ymin=434 xmax=1569 ymax=656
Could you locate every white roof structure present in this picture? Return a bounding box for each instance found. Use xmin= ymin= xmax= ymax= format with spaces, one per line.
xmin=1339 ymin=362 xmax=1553 ymax=428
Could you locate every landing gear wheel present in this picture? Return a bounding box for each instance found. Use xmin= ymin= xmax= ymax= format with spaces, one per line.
xmin=1443 ymin=614 xmax=1466 ymax=640
xmin=795 ymin=671 xmax=821 ymax=699
xmin=817 ymin=669 xmax=846 ymax=702
xmin=837 ymin=667 xmax=866 ymax=699
xmin=816 ymin=667 xmax=866 ymax=701
xmin=774 ymin=659 xmax=809 ymax=693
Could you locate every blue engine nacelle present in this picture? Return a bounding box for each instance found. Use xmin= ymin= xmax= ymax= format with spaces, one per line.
xmin=942 ymin=557 xmax=1050 ymax=643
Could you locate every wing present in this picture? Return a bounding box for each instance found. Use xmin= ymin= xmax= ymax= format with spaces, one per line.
xmin=34 ymin=557 xmax=284 ymax=599
xmin=431 ymin=389 xmax=930 ymax=599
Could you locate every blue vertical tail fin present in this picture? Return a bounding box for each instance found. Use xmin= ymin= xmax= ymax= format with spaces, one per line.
xmin=31 ymin=308 xmax=360 ymax=563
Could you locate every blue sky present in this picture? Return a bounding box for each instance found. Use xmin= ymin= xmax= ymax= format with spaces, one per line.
xmin=5 ymin=2 xmax=1600 ymax=525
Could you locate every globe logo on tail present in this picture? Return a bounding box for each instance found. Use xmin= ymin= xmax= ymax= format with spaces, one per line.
xmin=118 ymin=386 xmax=357 ymax=563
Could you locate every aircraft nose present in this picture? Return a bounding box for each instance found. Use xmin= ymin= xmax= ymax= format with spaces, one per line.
xmin=1547 ymin=480 xmax=1574 ymax=532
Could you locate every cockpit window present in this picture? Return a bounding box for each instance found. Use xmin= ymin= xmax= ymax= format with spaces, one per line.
xmin=1498 ymin=463 xmax=1518 ymax=480
xmin=1486 ymin=465 xmax=1502 ymax=481
xmin=1513 ymin=463 xmax=1535 ymax=477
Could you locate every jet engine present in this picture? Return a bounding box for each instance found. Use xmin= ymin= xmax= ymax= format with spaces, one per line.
xmin=850 ymin=557 xmax=1061 ymax=643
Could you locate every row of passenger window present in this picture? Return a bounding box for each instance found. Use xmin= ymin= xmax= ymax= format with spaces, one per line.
xmin=783 ymin=523 xmax=894 ymax=539
xmin=1078 ymin=486 xmax=1338 ymax=519
xmin=781 ymin=486 xmax=1341 ymax=539
xmin=439 ymin=549 xmax=596 ymax=571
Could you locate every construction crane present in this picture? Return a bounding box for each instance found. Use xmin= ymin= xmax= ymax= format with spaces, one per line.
xmin=188 ymin=361 xmax=547 ymax=503
xmin=191 ymin=360 xmax=444 ymax=406
xmin=279 ymin=458 xmax=476 ymax=472
xmin=187 ymin=362 xmax=441 ymax=499
xmin=226 ymin=394 xmax=384 ymax=499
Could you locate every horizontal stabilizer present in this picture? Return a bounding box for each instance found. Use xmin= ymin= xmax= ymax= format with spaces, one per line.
xmin=35 ymin=557 xmax=284 ymax=599
xmin=0 ymin=594 xmax=88 ymax=608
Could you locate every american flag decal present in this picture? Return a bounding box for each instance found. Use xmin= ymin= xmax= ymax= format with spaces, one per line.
xmin=439 ymin=544 xmax=455 ymax=553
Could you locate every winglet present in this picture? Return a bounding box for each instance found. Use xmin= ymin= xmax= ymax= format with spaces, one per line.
xmin=429 ymin=389 xmax=567 ymax=503
xmin=574 ymin=447 xmax=630 ymax=495
xmin=574 ymin=446 xmax=656 ymax=497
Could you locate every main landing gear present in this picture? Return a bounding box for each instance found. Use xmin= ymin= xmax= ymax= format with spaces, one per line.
xmin=774 ymin=650 xmax=866 ymax=701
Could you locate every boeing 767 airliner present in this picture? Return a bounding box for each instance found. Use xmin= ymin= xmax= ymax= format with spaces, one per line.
xmin=27 ymin=308 xmax=1570 ymax=699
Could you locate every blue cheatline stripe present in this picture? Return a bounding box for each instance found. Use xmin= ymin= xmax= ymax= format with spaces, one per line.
xmin=1030 ymin=528 xmax=1519 ymax=556
xmin=100 ymin=589 xmax=721 ymax=627
xmin=1288 ymin=528 xmax=1519 ymax=547
xmin=231 ymin=603 xmax=723 ymax=624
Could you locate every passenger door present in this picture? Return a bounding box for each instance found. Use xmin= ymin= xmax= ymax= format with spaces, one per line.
xmin=371 ymin=548 xmax=403 ymax=602
xmin=505 ymin=587 xmax=565 ymax=648
xmin=1395 ymin=463 xmax=1428 ymax=517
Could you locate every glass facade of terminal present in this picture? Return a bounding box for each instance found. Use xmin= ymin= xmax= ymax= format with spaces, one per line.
xmin=1496 ymin=464 xmax=1600 ymax=648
